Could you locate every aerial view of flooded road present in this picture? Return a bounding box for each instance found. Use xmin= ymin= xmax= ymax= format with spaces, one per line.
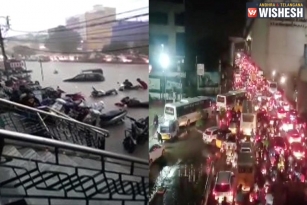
xmin=28 ymin=61 xmax=148 ymax=159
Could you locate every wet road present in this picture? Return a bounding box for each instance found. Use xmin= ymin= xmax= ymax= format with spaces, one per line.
xmin=27 ymin=62 xmax=149 ymax=159
xmin=150 ymin=116 xmax=218 ymax=205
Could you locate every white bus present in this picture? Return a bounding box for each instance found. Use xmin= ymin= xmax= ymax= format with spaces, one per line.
xmin=240 ymin=101 xmax=257 ymax=136
xmin=216 ymin=90 xmax=246 ymax=111
xmin=164 ymin=96 xmax=212 ymax=126
xmin=267 ymin=80 xmax=277 ymax=94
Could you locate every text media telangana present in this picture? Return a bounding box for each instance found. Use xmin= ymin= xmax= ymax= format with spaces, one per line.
xmin=258 ymin=7 xmax=304 ymax=18
xmin=259 ymin=3 xmax=304 ymax=7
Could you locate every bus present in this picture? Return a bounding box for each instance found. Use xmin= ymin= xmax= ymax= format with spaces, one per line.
xmin=267 ymin=80 xmax=277 ymax=93
xmin=228 ymin=90 xmax=246 ymax=101
xmin=236 ymin=152 xmax=254 ymax=192
xmin=164 ymin=96 xmax=212 ymax=127
xmin=240 ymin=101 xmax=257 ymax=136
xmin=216 ymin=90 xmax=246 ymax=111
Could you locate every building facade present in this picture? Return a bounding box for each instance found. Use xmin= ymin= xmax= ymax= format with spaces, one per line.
xmin=111 ymin=21 xmax=148 ymax=47
xmin=66 ymin=5 xmax=116 ymax=51
xmin=84 ymin=5 xmax=116 ymax=51
xmin=243 ymin=0 xmax=307 ymax=115
xmin=149 ymin=1 xmax=185 ymax=71
xmin=66 ymin=14 xmax=87 ymax=42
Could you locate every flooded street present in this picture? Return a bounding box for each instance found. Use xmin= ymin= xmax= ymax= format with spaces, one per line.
xmin=27 ymin=61 xmax=149 ymax=159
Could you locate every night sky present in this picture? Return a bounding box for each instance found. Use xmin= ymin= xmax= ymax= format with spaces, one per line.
xmin=150 ymin=0 xmax=247 ymax=71
xmin=185 ymin=0 xmax=247 ymax=71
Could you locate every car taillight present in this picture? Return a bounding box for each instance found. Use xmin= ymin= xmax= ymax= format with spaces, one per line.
xmin=213 ymin=191 xmax=216 ymax=196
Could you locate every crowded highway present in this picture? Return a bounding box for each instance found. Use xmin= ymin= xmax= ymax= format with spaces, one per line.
xmin=149 ymin=52 xmax=307 ymax=205
xmin=205 ymin=53 xmax=307 ymax=205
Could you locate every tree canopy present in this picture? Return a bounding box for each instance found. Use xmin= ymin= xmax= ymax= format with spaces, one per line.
xmin=44 ymin=26 xmax=81 ymax=53
xmin=12 ymin=45 xmax=36 ymax=56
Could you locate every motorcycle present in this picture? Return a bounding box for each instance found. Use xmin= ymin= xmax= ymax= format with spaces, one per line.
xmin=115 ymin=97 xmax=149 ymax=108
xmin=118 ymin=83 xmax=143 ymax=91
xmin=90 ymin=86 xmax=117 ymax=98
xmin=50 ymin=98 xmax=82 ymax=114
xmin=83 ymin=106 xmax=127 ymax=126
xmin=91 ymin=87 xmax=105 ymax=98
xmin=65 ymin=92 xmax=85 ymax=101
xmin=123 ymin=116 xmax=149 ymax=153
xmin=42 ymin=86 xmax=65 ymax=100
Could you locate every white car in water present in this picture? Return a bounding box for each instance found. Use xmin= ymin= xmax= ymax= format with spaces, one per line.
xmin=149 ymin=144 xmax=165 ymax=166
xmin=203 ymin=126 xmax=219 ymax=144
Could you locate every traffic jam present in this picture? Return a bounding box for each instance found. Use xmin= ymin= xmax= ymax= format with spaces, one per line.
xmin=203 ymin=53 xmax=306 ymax=205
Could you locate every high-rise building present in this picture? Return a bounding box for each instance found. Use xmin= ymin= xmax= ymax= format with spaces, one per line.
xmin=66 ymin=14 xmax=87 ymax=41
xmin=84 ymin=5 xmax=116 ymax=51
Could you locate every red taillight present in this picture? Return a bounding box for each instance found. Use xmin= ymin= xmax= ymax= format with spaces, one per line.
xmin=213 ymin=191 xmax=216 ymax=195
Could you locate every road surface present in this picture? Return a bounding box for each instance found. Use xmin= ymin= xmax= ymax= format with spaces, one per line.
xmin=150 ymin=116 xmax=218 ymax=204
xmin=28 ymin=62 xmax=148 ymax=159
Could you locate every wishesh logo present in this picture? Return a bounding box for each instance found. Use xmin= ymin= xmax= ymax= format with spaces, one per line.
xmin=247 ymin=8 xmax=258 ymax=18
xmin=246 ymin=2 xmax=305 ymax=18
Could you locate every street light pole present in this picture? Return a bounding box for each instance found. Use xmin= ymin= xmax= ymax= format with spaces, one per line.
xmin=161 ymin=44 xmax=166 ymax=104
xmin=159 ymin=44 xmax=169 ymax=105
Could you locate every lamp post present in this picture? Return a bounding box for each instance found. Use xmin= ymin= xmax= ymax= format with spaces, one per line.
xmin=159 ymin=44 xmax=169 ymax=104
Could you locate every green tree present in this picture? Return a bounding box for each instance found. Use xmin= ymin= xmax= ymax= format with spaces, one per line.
xmin=44 ymin=26 xmax=81 ymax=53
xmin=12 ymin=45 xmax=36 ymax=56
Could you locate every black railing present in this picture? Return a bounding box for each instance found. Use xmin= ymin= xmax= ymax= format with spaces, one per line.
xmin=0 ymin=129 xmax=149 ymax=205
xmin=0 ymin=98 xmax=109 ymax=149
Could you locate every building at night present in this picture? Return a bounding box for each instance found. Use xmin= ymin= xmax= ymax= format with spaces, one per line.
xmin=149 ymin=1 xmax=185 ymax=71
xmin=241 ymin=0 xmax=307 ymax=115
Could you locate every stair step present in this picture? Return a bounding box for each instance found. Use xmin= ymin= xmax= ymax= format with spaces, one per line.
xmin=17 ymin=148 xmax=41 ymax=161
xmin=3 ymin=146 xmax=22 ymax=157
xmin=0 ymin=146 xmax=148 ymax=204
xmin=4 ymin=199 xmax=27 ymax=205
xmin=58 ymin=154 xmax=78 ymax=166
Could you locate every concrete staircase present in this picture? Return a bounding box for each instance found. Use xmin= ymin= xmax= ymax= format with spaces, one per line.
xmin=0 ymin=94 xmax=148 ymax=205
xmin=0 ymin=145 xmax=148 ymax=205
xmin=0 ymin=98 xmax=109 ymax=149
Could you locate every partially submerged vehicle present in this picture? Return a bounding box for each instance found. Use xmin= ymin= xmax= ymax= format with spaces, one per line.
xmin=156 ymin=119 xmax=179 ymax=142
xmin=63 ymin=69 xmax=105 ymax=82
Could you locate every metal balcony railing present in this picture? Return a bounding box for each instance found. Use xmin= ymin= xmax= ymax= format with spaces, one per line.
xmin=0 ymin=129 xmax=149 ymax=205
xmin=0 ymin=98 xmax=109 ymax=150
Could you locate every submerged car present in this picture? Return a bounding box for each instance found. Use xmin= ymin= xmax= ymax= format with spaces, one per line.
xmin=63 ymin=69 xmax=105 ymax=82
